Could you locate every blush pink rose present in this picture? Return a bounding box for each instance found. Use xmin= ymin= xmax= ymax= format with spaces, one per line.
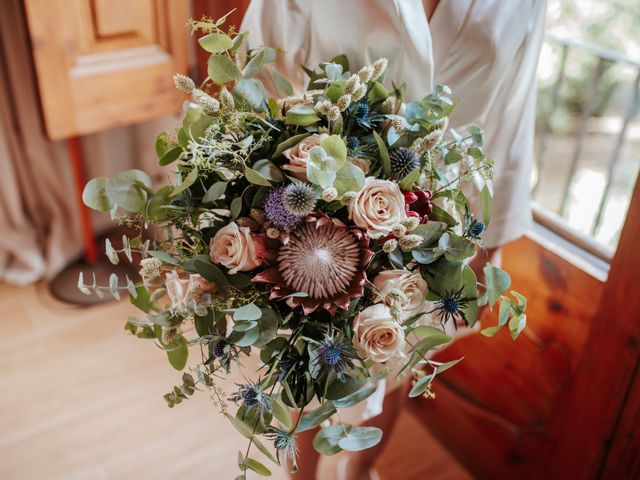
xmin=373 ymin=270 xmax=428 ymax=320
xmin=348 ymin=178 xmax=406 ymax=238
xmin=353 ymin=304 xmax=405 ymax=363
xmin=209 ymin=222 xmax=264 ymax=274
xmin=282 ymin=133 xmax=329 ymax=181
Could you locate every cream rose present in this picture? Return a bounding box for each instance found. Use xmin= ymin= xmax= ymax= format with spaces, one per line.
xmin=353 ymin=304 xmax=405 ymax=363
xmin=282 ymin=133 xmax=329 ymax=181
xmin=165 ymin=271 xmax=213 ymax=312
xmin=209 ymin=222 xmax=264 ymax=274
xmin=348 ymin=178 xmax=406 ymax=238
xmin=373 ymin=270 xmax=428 ymax=320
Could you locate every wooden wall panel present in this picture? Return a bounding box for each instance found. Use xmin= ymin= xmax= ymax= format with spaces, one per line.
xmin=23 ymin=0 xmax=190 ymax=140
xmin=409 ymin=236 xmax=605 ymax=479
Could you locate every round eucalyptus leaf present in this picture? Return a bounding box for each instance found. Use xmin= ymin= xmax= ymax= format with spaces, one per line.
xmin=82 ymin=177 xmax=111 ymax=211
xmin=338 ymin=427 xmax=383 ymax=452
xmin=313 ymin=424 xmax=351 ymax=456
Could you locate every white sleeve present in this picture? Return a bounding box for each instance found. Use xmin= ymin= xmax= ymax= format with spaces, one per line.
xmin=473 ymin=2 xmax=546 ymax=249
xmin=240 ymin=0 xmax=312 ymax=94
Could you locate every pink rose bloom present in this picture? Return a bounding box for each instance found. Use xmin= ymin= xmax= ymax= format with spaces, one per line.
xmin=209 ymin=222 xmax=265 ymax=274
xmin=165 ymin=271 xmax=213 ymax=312
xmin=373 ymin=269 xmax=428 ymax=320
xmin=353 ymin=304 xmax=405 ymax=363
xmin=282 ymin=133 xmax=329 ymax=181
xmin=348 ymin=178 xmax=406 ymax=239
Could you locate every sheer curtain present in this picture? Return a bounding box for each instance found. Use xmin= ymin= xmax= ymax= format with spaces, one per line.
xmin=0 ymin=0 xmax=170 ymax=285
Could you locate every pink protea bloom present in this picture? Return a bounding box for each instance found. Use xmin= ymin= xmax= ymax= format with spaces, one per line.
xmin=253 ymin=214 xmax=373 ymax=316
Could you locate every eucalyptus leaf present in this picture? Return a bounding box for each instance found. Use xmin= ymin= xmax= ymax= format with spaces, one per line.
xmin=483 ymin=265 xmax=511 ymax=309
xmin=272 ymin=133 xmax=310 ymax=159
xmin=313 ymin=424 xmax=351 ymax=456
xmin=198 ymin=32 xmax=233 ymax=53
xmin=82 ymin=178 xmax=111 ymax=211
xmin=398 ymin=167 xmax=420 ymax=190
xmin=409 ymin=374 xmax=432 ymax=398
xmin=271 ymin=395 xmax=292 ymax=430
xmin=171 ymin=168 xmax=198 ymax=197
xmin=285 ymin=105 xmax=320 ymax=127
xmin=233 ymin=303 xmax=262 ymax=321
xmin=372 ymin=131 xmax=391 ymax=177
xmin=296 ymin=401 xmax=336 ymax=432
xmin=481 ymin=184 xmax=492 ymax=226
xmin=159 ymin=146 xmax=183 ymax=166
xmin=338 ymin=427 xmax=383 ymax=452
xmin=194 ymin=259 xmax=228 ymax=287
xmin=208 ymin=54 xmax=242 ymax=84
xmin=167 ymin=336 xmax=188 ymax=370
xmin=230 ymin=196 xmax=243 ymax=220
xmin=245 ymin=166 xmax=272 ymax=186
xmin=233 ymin=79 xmax=267 ymax=111
xmin=271 ymin=69 xmax=293 ymax=96
xmin=202 ymin=181 xmax=227 ymax=203
xmin=252 ymin=159 xmax=283 ymax=182
xmin=333 ymin=385 xmax=378 ymax=409
xmin=105 ymin=239 xmax=119 ymax=265
xmin=149 ymin=250 xmax=180 ymax=266
xmin=444 ymin=234 xmax=476 ymax=261
xmin=242 ymin=457 xmax=271 ymax=477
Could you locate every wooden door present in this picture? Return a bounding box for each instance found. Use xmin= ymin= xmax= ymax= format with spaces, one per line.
xmin=23 ymin=0 xmax=189 ymax=140
xmin=410 ymin=178 xmax=640 ymax=479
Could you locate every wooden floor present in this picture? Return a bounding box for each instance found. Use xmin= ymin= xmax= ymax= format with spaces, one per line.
xmin=0 ymin=282 xmax=472 ymax=480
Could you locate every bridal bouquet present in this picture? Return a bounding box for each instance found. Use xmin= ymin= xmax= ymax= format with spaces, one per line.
xmin=81 ymin=14 xmax=526 ymax=479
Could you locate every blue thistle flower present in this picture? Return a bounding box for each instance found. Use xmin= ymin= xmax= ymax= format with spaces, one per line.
xmin=347 ymin=137 xmax=361 ymax=151
xmin=282 ymin=183 xmax=316 ymax=216
xmin=170 ymin=198 xmax=187 ymax=208
xmin=352 ymin=102 xmax=370 ymax=122
xmin=208 ymin=337 xmax=235 ymax=373
xmin=469 ymin=220 xmax=485 ymax=239
xmin=266 ymin=428 xmax=299 ymax=473
xmin=311 ymin=333 xmax=358 ymax=382
xmin=389 ymin=147 xmax=420 ymax=180
xmin=429 ymin=287 xmax=476 ymax=329
xmin=264 ymin=187 xmax=304 ymax=231
xmin=230 ymin=381 xmax=272 ymax=417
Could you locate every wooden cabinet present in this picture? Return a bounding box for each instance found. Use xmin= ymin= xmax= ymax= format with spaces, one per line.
xmin=23 ymin=0 xmax=190 ymax=140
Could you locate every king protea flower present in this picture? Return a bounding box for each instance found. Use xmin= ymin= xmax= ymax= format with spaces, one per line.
xmin=253 ymin=214 xmax=373 ymax=315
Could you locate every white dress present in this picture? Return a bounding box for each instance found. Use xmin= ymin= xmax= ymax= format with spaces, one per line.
xmin=241 ymin=0 xmax=546 ymax=248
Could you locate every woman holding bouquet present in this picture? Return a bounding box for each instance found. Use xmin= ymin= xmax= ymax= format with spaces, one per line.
xmin=241 ymin=0 xmax=546 ymax=478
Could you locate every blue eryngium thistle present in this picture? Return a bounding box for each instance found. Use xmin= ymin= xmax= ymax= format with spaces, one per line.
xmin=389 ymin=147 xmax=420 ymax=180
xmin=311 ymin=333 xmax=358 ymax=382
xmin=264 ymin=187 xmax=304 ymax=231
xmin=429 ymin=287 xmax=476 ymax=329
xmin=266 ymin=428 xmax=299 ymax=473
xmin=208 ymin=337 xmax=234 ymax=373
xmin=230 ymin=381 xmax=271 ymax=417
xmin=466 ymin=219 xmax=486 ymax=239
xmin=282 ymin=183 xmax=316 ymax=216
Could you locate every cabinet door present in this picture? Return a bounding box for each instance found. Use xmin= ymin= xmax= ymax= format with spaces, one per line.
xmin=23 ymin=0 xmax=189 ymax=140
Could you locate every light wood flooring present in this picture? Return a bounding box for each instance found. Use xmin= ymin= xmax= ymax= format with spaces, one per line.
xmin=0 ymin=282 xmax=472 ymax=480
